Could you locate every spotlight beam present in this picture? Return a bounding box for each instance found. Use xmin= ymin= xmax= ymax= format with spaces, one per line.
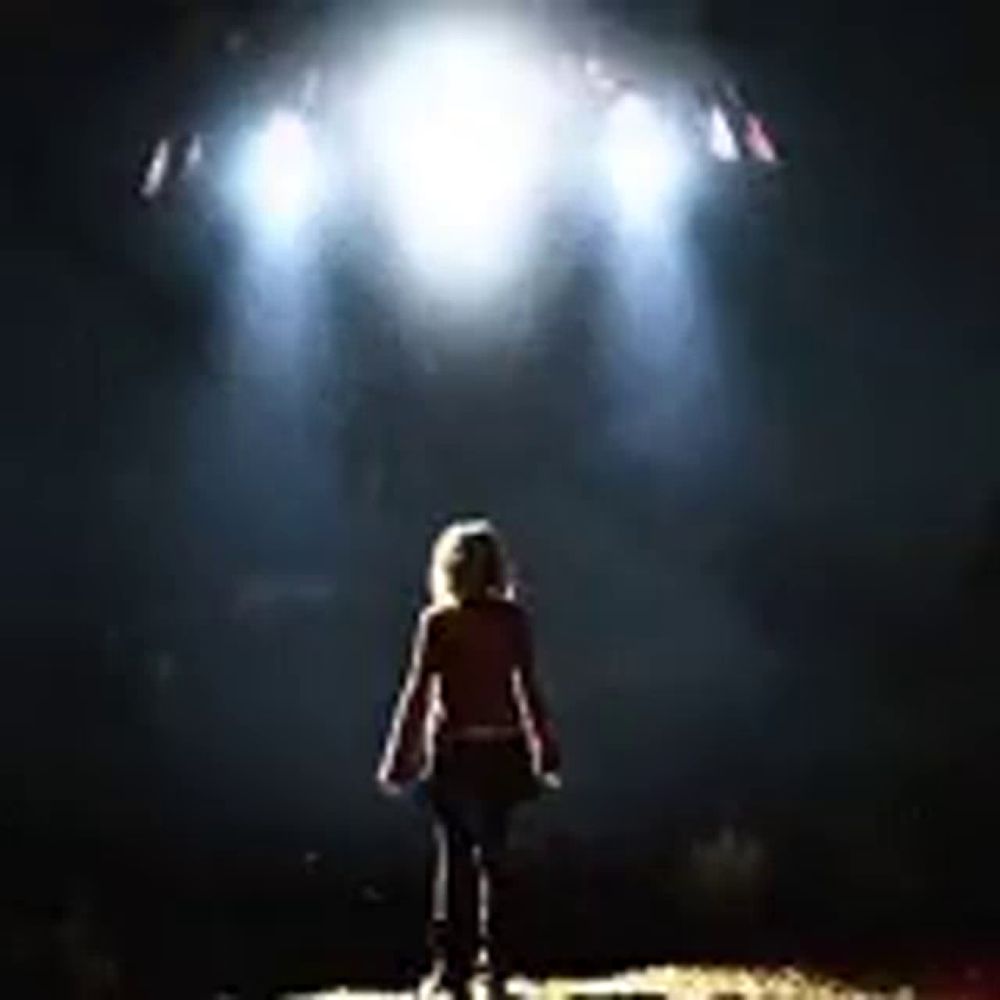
xmin=601 ymin=91 xmax=694 ymax=231
xmin=234 ymin=109 xmax=325 ymax=245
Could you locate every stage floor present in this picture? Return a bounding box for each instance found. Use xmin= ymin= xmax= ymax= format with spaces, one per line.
xmin=282 ymin=964 xmax=915 ymax=999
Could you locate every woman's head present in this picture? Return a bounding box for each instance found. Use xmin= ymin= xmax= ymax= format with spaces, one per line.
xmin=428 ymin=518 xmax=513 ymax=607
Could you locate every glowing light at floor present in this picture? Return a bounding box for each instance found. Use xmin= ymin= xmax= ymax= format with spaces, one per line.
xmin=281 ymin=963 xmax=914 ymax=999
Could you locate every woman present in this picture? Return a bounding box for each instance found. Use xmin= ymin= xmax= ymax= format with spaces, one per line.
xmin=377 ymin=519 xmax=561 ymax=999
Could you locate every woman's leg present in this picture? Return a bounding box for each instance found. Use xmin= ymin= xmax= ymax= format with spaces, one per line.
xmin=430 ymin=796 xmax=479 ymax=989
xmin=478 ymin=802 xmax=514 ymax=988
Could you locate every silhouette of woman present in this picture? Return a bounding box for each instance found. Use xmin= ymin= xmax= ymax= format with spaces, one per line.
xmin=377 ymin=519 xmax=561 ymax=999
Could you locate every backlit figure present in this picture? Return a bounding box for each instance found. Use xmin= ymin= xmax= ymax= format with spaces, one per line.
xmin=378 ymin=519 xmax=561 ymax=999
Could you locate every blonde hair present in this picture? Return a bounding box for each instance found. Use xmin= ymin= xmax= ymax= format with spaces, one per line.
xmin=428 ymin=519 xmax=514 ymax=607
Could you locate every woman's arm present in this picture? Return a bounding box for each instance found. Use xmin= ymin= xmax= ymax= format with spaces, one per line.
xmin=377 ymin=608 xmax=440 ymax=787
xmin=511 ymin=606 xmax=561 ymax=775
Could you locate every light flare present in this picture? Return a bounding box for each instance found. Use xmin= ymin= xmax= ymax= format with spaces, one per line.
xmin=356 ymin=21 xmax=559 ymax=297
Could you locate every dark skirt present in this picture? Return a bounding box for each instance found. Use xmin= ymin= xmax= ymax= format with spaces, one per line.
xmin=428 ymin=733 xmax=540 ymax=807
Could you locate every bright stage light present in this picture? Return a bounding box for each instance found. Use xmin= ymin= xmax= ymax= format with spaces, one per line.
xmin=601 ymin=92 xmax=694 ymax=230
xmin=356 ymin=21 xmax=558 ymax=297
xmin=708 ymin=105 xmax=741 ymax=162
xmin=235 ymin=110 xmax=324 ymax=242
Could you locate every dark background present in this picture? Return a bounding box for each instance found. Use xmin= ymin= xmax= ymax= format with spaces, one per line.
xmin=2 ymin=1 xmax=998 ymax=993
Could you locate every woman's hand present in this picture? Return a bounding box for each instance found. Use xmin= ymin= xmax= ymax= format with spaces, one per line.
xmin=378 ymin=777 xmax=404 ymax=798
xmin=376 ymin=766 xmax=406 ymax=798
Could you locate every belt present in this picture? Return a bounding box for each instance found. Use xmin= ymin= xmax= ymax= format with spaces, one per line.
xmin=441 ymin=724 xmax=524 ymax=742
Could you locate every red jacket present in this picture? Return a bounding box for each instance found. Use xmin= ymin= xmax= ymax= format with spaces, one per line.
xmin=378 ymin=598 xmax=560 ymax=785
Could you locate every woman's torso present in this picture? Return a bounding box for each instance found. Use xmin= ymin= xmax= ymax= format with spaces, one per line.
xmin=432 ymin=598 xmax=525 ymax=739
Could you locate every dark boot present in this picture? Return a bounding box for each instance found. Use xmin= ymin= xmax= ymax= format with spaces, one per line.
xmin=419 ymin=959 xmax=472 ymax=1000
xmin=423 ymin=919 xmax=473 ymax=1000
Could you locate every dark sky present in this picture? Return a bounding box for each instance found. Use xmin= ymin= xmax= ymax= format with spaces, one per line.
xmin=2 ymin=0 xmax=998 ymax=930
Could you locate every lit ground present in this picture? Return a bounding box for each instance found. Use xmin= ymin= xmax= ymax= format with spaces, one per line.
xmin=283 ymin=965 xmax=915 ymax=999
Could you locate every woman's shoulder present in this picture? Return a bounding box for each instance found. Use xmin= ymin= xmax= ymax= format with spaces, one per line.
xmin=421 ymin=602 xmax=453 ymax=626
xmin=424 ymin=596 xmax=527 ymax=624
xmin=485 ymin=596 xmax=528 ymax=626
xmin=496 ymin=595 xmax=525 ymax=615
